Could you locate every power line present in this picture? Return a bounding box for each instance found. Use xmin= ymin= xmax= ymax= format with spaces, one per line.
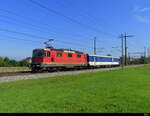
xmin=0 ymin=17 xmax=53 ymax=35
xmin=0 ymin=19 xmax=119 ymax=55
xmin=0 ymin=8 xmax=92 ymax=39
xmin=0 ymin=2 xmax=119 ymax=55
xmin=128 ymin=52 xmax=144 ymax=58
xmin=58 ymin=0 xmax=117 ymax=35
xmin=0 ymin=28 xmax=92 ymax=49
xmin=0 ymin=16 xmax=91 ymax=47
xmin=55 ymin=39 xmax=91 ymax=48
xmin=0 ymin=35 xmax=91 ymax=52
xmin=0 ymin=35 xmax=42 ymax=45
xmin=55 ymin=40 xmax=93 ymax=50
xmin=0 ymin=7 xmax=119 ymax=51
xmin=0 ymin=28 xmax=48 ymax=40
xmin=0 ymin=14 xmax=93 ymax=48
xmin=58 ymin=1 xmax=120 ymax=44
xmin=0 ymin=9 xmax=112 ymax=49
xmin=29 ymin=0 xmax=116 ymax=37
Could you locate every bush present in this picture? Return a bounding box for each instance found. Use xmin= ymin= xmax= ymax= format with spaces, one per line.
xmin=0 ymin=57 xmax=29 ymax=67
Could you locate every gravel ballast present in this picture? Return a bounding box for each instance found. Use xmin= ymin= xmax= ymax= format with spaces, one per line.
xmin=0 ymin=64 xmax=148 ymax=83
xmin=0 ymin=67 xmax=119 ymax=82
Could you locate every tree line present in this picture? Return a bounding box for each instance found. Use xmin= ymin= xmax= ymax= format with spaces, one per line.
xmin=0 ymin=57 xmax=29 ymax=67
xmin=127 ymin=56 xmax=150 ymax=65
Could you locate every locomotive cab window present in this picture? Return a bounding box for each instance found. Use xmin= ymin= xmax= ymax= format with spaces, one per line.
xmin=68 ymin=53 xmax=72 ymax=57
xmin=77 ymin=54 xmax=81 ymax=58
xmin=32 ymin=50 xmax=37 ymax=57
xmin=47 ymin=52 xmax=51 ymax=57
xmin=37 ymin=50 xmax=46 ymax=57
xmin=57 ymin=52 xmax=62 ymax=57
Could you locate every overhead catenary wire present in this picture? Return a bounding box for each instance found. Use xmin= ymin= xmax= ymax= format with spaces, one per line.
xmin=56 ymin=0 xmax=117 ymax=35
xmin=55 ymin=0 xmax=121 ymax=50
xmin=0 ymin=15 xmax=93 ymax=48
xmin=0 ymin=35 xmax=42 ymax=45
xmin=0 ymin=7 xmax=119 ymax=50
xmin=0 ymin=8 xmax=92 ymax=39
xmin=0 ymin=28 xmax=48 ymax=40
xmin=0 ymin=1 xmax=120 ymax=56
xmin=29 ymin=0 xmax=116 ymax=37
xmin=0 ymin=28 xmax=92 ymax=48
xmin=0 ymin=23 xmax=117 ymax=55
xmin=0 ymin=17 xmax=54 ymax=35
xmin=0 ymin=35 xmax=91 ymax=52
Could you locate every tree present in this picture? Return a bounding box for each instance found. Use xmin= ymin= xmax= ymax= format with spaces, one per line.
xmin=107 ymin=54 xmax=112 ymax=56
xmin=0 ymin=56 xmax=29 ymax=67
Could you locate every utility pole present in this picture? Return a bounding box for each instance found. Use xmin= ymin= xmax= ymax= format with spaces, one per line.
xmin=122 ymin=33 xmax=134 ymax=65
xmin=128 ymin=52 xmax=130 ymax=64
xmin=119 ymin=34 xmax=124 ymax=69
xmin=148 ymin=48 xmax=150 ymax=58
xmin=124 ymin=33 xmax=127 ymax=65
xmin=94 ymin=37 xmax=96 ymax=55
xmin=144 ymin=46 xmax=146 ymax=58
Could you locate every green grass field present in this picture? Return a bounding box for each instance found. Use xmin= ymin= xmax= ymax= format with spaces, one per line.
xmin=0 ymin=67 xmax=30 ymax=72
xmin=0 ymin=65 xmax=150 ymax=113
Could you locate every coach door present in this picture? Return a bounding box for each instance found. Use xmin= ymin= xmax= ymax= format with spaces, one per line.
xmin=94 ymin=56 xmax=96 ymax=66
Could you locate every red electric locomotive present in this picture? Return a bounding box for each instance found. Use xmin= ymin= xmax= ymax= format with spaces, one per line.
xmin=31 ymin=48 xmax=88 ymax=72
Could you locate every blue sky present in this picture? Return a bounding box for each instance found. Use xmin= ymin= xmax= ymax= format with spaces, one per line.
xmin=0 ymin=0 xmax=150 ymax=60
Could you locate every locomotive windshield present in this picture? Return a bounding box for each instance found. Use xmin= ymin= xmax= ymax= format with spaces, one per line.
xmin=32 ymin=50 xmax=46 ymax=57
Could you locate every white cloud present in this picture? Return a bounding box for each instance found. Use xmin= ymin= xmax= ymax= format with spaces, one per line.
xmin=139 ymin=7 xmax=150 ymax=12
xmin=133 ymin=6 xmax=150 ymax=24
xmin=134 ymin=15 xmax=150 ymax=24
xmin=133 ymin=6 xmax=150 ymax=13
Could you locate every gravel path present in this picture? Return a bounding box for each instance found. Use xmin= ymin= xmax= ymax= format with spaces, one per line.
xmin=0 ymin=64 xmax=148 ymax=83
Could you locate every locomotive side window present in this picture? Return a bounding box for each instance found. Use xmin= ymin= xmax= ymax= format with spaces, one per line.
xmin=57 ymin=52 xmax=62 ymax=57
xmin=68 ymin=53 xmax=72 ymax=57
xmin=47 ymin=52 xmax=51 ymax=57
xmin=77 ymin=54 xmax=81 ymax=58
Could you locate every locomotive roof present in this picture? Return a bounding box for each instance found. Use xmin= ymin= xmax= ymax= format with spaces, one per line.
xmin=34 ymin=48 xmax=84 ymax=54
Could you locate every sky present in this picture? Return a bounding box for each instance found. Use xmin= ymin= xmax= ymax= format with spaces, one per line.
xmin=0 ymin=0 xmax=150 ymax=60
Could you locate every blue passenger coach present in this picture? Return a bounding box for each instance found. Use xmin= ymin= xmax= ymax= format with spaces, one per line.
xmin=88 ymin=55 xmax=120 ymax=66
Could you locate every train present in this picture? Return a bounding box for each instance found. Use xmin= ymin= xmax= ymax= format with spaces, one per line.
xmin=30 ymin=47 xmax=120 ymax=72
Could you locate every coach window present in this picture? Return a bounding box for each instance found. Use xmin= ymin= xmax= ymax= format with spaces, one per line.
xmin=57 ymin=52 xmax=62 ymax=57
xmin=77 ymin=54 xmax=81 ymax=58
xmin=68 ymin=53 xmax=72 ymax=57
xmin=47 ymin=52 xmax=51 ymax=57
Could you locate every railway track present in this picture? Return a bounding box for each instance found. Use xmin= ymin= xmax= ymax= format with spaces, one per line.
xmin=0 ymin=64 xmax=149 ymax=78
xmin=0 ymin=64 xmax=149 ymax=82
xmin=0 ymin=67 xmax=107 ymax=77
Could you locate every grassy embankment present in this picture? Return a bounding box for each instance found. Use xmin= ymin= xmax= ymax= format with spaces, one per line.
xmin=0 ymin=65 xmax=150 ymax=113
xmin=0 ymin=67 xmax=30 ymax=72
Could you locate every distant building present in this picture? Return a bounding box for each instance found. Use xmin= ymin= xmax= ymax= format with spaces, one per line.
xmin=129 ymin=58 xmax=141 ymax=62
xmin=24 ymin=57 xmax=32 ymax=63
